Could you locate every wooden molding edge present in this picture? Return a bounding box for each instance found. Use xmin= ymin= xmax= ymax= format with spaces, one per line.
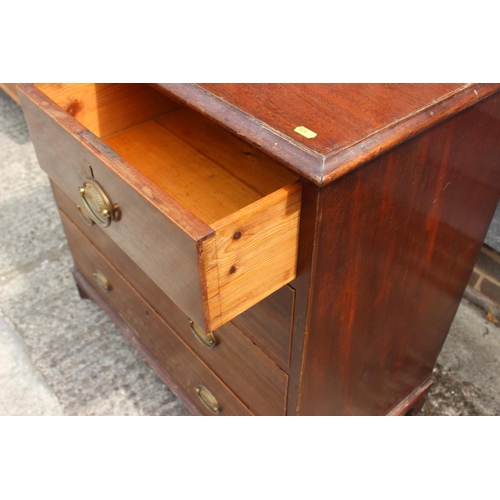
xmin=18 ymin=83 xmax=213 ymax=241
xmin=0 ymin=83 xmax=20 ymax=105
xmin=322 ymin=83 xmax=500 ymax=184
xmin=387 ymin=378 xmax=434 ymax=416
xmin=155 ymin=83 xmax=500 ymax=187
xmin=153 ymin=83 xmax=325 ymax=185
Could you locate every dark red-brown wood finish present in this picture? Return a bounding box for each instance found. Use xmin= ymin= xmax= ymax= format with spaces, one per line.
xmin=53 ymin=184 xmax=289 ymax=415
xmin=292 ymin=93 xmax=500 ymax=415
xmin=20 ymin=83 xmax=500 ymax=415
xmin=155 ymin=83 xmax=500 ymax=185
xmin=199 ymin=84 xmax=463 ymax=155
xmin=18 ymin=86 xmax=211 ymax=330
xmin=230 ymin=285 xmax=295 ymax=369
xmin=72 ymin=268 xmax=205 ymax=416
xmin=65 ymin=219 xmax=254 ymax=416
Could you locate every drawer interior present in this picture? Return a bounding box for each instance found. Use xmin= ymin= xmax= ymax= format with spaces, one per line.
xmin=30 ymin=83 xmax=301 ymax=333
xmin=35 ymin=83 xmax=298 ymax=226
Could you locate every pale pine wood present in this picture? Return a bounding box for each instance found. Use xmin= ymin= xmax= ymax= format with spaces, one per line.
xmin=156 ymin=109 xmax=297 ymax=196
xmin=20 ymin=84 xmax=211 ymax=331
xmin=35 ymin=83 xmax=298 ymax=225
xmin=35 ymin=83 xmax=179 ymax=138
xmin=24 ymin=83 xmax=303 ymax=334
xmin=201 ymin=181 xmax=302 ymax=331
xmin=105 ymin=120 xmax=264 ymax=225
xmin=0 ymin=83 xmax=20 ymax=104
xmin=105 ymin=119 xmax=298 ymax=225
xmin=197 ymin=234 xmax=222 ymax=333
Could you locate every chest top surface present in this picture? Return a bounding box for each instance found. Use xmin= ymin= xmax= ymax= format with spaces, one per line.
xmin=155 ymin=83 xmax=500 ymax=186
xmin=199 ymin=84 xmax=461 ymax=155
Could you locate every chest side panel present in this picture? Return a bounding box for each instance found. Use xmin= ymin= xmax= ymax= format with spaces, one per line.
xmin=297 ymin=93 xmax=500 ymax=415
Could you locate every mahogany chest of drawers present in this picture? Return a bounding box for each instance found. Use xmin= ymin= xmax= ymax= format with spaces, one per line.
xmin=19 ymin=83 xmax=500 ymax=415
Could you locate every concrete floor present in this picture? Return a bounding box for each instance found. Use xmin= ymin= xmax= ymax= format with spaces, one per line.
xmin=1 ymin=90 xmax=499 ymax=416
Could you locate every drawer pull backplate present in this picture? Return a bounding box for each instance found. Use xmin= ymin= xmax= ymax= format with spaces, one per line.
xmin=93 ymin=269 xmax=112 ymax=292
xmin=77 ymin=205 xmax=95 ymax=226
xmin=189 ymin=319 xmax=217 ymax=349
xmin=195 ymin=385 xmax=220 ymax=414
xmin=78 ymin=178 xmax=115 ymax=228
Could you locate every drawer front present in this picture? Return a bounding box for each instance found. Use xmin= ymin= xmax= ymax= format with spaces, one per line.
xmin=53 ymin=180 xmax=294 ymax=373
xmin=231 ymin=285 xmax=295 ymax=368
xmin=166 ymin=318 xmax=288 ymax=416
xmin=19 ymin=84 xmax=301 ymax=334
xmin=20 ymin=85 xmax=209 ymax=331
xmin=57 ymin=198 xmax=288 ymax=415
xmin=63 ymin=214 xmax=253 ymax=416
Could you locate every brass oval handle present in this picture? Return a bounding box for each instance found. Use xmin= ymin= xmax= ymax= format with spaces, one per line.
xmin=78 ymin=178 xmax=114 ymax=228
xmin=195 ymin=385 xmax=220 ymax=414
xmin=77 ymin=205 xmax=95 ymax=226
xmin=93 ymin=269 xmax=111 ymax=292
xmin=189 ymin=319 xmax=216 ymax=349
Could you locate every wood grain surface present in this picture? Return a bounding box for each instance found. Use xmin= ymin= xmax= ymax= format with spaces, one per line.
xmin=199 ymin=84 xmax=462 ymax=155
xmin=231 ymin=284 xmax=295 ymax=369
xmin=156 ymin=83 xmax=500 ymax=185
xmin=56 ymin=202 xmax=289 ymax=415
xmin=35 ymin=83 xmax=180 ymax=138
xmin=23 ymin=82 xmax=500 ymax=415
xmin=53 ymin=178 xmax=296 ymax=372
xmin=19 ymin=84 xmax=211 ymax=330
xmin=202 ymin=182 xmax=301 ymax=330
xmin=105 ymin=116 xmax=295 ymax=225
xmin=156 ymin=109 xmax=297 ymax=192
xmin=20 ymin=83 xmax=301 ymax=333
xmin=294 ymin=92 xmax=500 ymax=415
xmin=66 ymin=217 xmax=253 ymax=416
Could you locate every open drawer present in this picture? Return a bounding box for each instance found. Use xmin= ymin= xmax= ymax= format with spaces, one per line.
xmin=19 ymin=83 xmax=301 ymax=333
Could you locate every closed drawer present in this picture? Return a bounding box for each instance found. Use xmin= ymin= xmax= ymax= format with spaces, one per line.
xmin=58 ymin=204 xmax=288 ymax=415
xmin=64 ymin=212 xmax=253 ymax=416
xmin=232 ymin=285 xmax=295 ymax=368
xmin=52 ymin=181 xmax=295 ymax=372
xmin=19 ymin=83 xmax=301 ymax=335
